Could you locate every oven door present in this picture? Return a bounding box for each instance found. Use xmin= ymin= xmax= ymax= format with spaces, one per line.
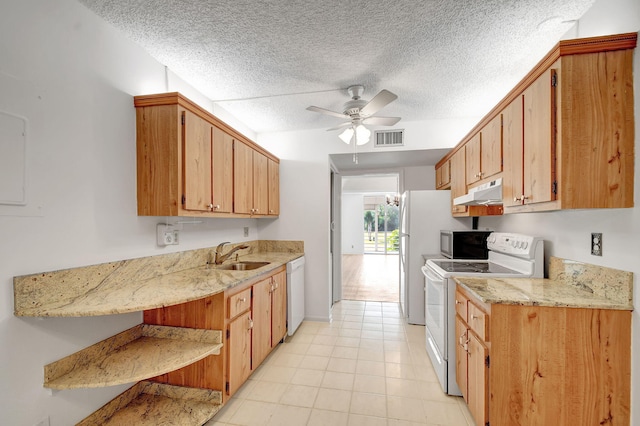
xmin=421 ymin=265 xmax=447 ymax=360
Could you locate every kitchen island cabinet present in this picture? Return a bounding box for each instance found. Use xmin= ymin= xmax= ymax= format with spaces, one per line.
xmin=454 ymin=262 xmax=632 ymax=426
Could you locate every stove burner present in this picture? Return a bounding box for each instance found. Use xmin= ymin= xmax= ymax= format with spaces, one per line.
xmin=441 ymin=262 xmax=490 ymax=273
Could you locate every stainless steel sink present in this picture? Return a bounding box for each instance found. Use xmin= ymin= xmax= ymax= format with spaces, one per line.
xmin=217 ymin=261 xmax=270 ymax=271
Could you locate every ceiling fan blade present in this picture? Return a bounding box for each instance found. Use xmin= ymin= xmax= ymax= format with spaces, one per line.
xmin=306 ymin=106 xmax=347 ymax=119
xmin=363 ymin=116 xmax=401 ymax=126
xmin=326 ymin=122 xmax=352 ymax=131
xmin=359 ymin=89 xmax=398 ymax=116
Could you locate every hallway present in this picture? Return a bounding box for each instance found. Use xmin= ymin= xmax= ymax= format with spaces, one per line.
xmin=208 ymin=300 xmax=472 ymax=425
xmin=342 ymin=254 xmax=399 ymax=303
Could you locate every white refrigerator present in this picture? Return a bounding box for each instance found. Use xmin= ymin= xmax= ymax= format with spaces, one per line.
xmin=399 ymin=190 xmax=469 ymax=325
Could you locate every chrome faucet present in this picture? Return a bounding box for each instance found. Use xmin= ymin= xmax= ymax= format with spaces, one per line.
xmin=213 ymin=242 xmax=249 ymax=265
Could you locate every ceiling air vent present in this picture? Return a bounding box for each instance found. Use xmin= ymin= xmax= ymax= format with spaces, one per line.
xmin=374 ymin=129 xmax=404 ymax=147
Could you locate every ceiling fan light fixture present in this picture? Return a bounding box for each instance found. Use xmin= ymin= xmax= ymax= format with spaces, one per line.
xmin=339 ymin=127 xmax=354 ymax=144
xmin=355 ymin=125 xmax=371 ymax=146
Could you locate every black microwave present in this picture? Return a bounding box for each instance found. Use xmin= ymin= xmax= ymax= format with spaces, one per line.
xmin=440 ymin=230 xmax=492 ymax=259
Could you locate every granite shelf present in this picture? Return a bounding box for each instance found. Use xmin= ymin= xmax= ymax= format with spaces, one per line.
xmin=14 ymin=251 xmax=303 ymax=317
xmin=45 ymin=325 xmax=222 ymax=390
xmin=76 ymin=381 xmax=223 ymax=426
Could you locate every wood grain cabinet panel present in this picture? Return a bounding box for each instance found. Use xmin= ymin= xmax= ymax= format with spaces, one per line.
xmin=134 ymin=92 xmax=280 ymax=218
xmin=212 ymin=126 xmax=234 ymax=213
xmin=435 ymin=34 xmax=636 ymax=215
xmin=268 ymin=159 xmax=280 ymax=215
xmin=270 ymin=271 xmax=287 ymax=346
xmin=227 ymin=310 xmax=252 ymax=396
xmin=455 ymin=286 xmax=631 ymax=426
xmin=435 ymin=159 xmax=451 ymax=189
xmin=182 ymin=110 xmax=213 ymax=212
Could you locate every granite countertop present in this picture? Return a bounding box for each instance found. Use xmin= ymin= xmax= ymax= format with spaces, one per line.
xmin=14 ymin=240 xmax=304 ymax=317
xmin=454 ymin=257 xmax=633 ymax=311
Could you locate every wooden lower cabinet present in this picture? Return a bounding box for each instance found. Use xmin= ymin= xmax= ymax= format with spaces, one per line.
xmin=271 ymin=271 xmax=287 ymax=346
xmin=455 ymin=285 xmax=631 ymax=426
xmin=143 ymin=266 xmax=287 ymax=402
xmin=227 ymin=310 xmax=252 ymax=395
xmin=252 ymin=277 xmax=273 ymax=368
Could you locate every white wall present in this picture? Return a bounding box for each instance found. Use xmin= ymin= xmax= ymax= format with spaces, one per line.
xmin=0 ymin=1 xmax=259 ymax=425
xmin=1 ymin=0 xmax=637 ymax=424
xmin=341 ymin=193 xmax=365 ymax=254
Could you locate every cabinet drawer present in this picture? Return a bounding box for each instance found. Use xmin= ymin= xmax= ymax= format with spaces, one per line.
xmin=228 ymin=288 xmax=251 ymax=319
xmin=467 ymin=302 xmax=489 ymax=341
xmin=455 ymin=291 xmax=468 ymax=319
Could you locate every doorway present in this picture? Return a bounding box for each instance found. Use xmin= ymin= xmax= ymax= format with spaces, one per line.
xmin=340 ymin=174 xmax=400 ymax=303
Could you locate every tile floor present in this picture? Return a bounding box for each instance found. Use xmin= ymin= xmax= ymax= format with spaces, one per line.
xmin=207 ymin=300 xmax=473 ymax=426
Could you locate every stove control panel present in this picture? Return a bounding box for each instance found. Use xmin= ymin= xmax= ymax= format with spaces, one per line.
xmin=487 ymin=233 xmax=542 ymax=258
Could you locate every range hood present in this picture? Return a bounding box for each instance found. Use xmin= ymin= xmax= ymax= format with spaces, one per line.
xmin=453 ymin=178 xmax=503 ymax=206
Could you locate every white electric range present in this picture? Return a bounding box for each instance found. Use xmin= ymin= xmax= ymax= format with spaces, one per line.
xmin=421 ymin=232 xmax=544 ymax=396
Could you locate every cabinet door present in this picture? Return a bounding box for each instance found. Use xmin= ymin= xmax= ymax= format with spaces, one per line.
xmin=450 ymin=149 xmax=467 ymax=214
xmin=212 ymin=127 xmax=233 ymax=213
xmin=481 ymin=114 xmax=503 ymax=179
xmin=455 ymin=315 xmax=469 ymax=402
xmin=182 ymin=110 xmax=212 ymax=212
xmin=271 ymin=271 xmax=287 ymax=346
xmin=468 ymin=333 xmax=489 ymax=426
xmin=503 ymin=96 xmax=524 ymax=207
xmin=227 ymin=310 xmax=252 ymax=396
xmin=436 ymin=160 xmax=451 ymax=189
xmin=233 ymin=140 xmax=253 ymax=214
xmin=523 ymin=68 xmax=557 ymax=205
xmin=267 ymin=159 xmax=280 ymax=215
xmin=252 ymin=151 xmax=269 ymax=215
xmin=252 ymin=278 xmax=272 ymax=368
xmin=465 ymin=133 xmax=482 ymax=185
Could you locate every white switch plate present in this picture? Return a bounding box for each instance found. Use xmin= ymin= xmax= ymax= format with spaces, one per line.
xmin=157 ymin=223 xmax=179 ymax=246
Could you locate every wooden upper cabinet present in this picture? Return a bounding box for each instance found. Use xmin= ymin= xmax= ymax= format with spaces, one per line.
xmin=480 ymin=114 xmax=503 ymax=179
xmin=465 ymin=133 xmax=482 ymax=185
xmin=212 ymin=126 xmax=233 ymax=213
xmin=268 ymin=159 xmax=280 ymax=215
xmin=252 ymin=151 xmax=269 ymax=215
xmin=437 ymin=33 xmax=636 ymax=215
xmin=233 ymin=140 xmax=253 ymax=214
xmin=182 ymin=110 xmax=213 ymax=212
xmin=134 ymin=92 xmax=280 ymax=218
xmin=233 ymin=141 xmax=276 ymax=216
xmin=522 ymin=67 xmax=556 ymax=207
xmin=436 ymin=160 xmax=450 ymax=189
xmin=557 ymin=49 xmax=634 ymax=209
xmin=502 ymin=96 xmax=524 ymax=208
xmin=450 ymin=149 xmax=467 ymax=215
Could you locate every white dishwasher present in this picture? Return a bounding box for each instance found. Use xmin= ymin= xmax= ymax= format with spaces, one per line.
xmin=286 ymin=256 xmax=305 ymax=336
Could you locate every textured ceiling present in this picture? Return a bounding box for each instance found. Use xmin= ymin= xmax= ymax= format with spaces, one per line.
xmin=79 ymin=0 xmax=595 ymax=134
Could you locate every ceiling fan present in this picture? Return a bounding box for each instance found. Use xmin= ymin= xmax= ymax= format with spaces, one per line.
xmin=306 ymin=85 xmax=401 ymax=146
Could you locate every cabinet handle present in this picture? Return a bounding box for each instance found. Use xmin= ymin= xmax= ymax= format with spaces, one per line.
xmin=213 ymin=204 xmax=220 ymax=210
xmin=248 ymin=318 xmax=254 ymax=330
xmin=238 ymin=297 xmax=246 ymax=303
xmin=208 ymin=203 xmax=214 ymax=210
xmin=471 ymin=315 xmax=479 ymax=320
xmin=513 ymin=195 xmax=530 ymax=202
xmin=455 ymin=300 xmax=461 ymax=305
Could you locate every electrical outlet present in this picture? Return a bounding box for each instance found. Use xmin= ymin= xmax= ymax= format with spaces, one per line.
xmin=591 ymin=232 xmax=602 ymax=256
xmin=244 ymin=227 xmax=249 ymax=237
xmin=157 ymin=223 xmax=179 ymax=246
